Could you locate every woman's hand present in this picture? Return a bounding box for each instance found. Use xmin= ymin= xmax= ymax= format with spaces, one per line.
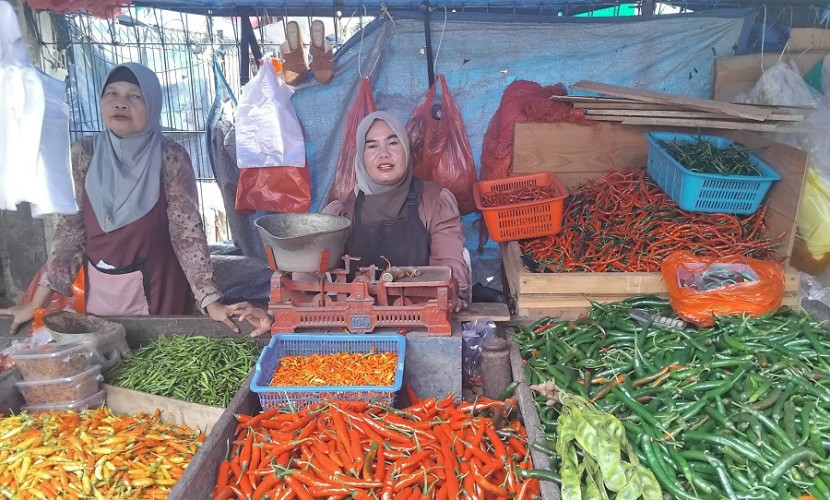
xmin=205 ymin=301 xmax=241 ymax=334
xmin=0 ymin=303 xmax=37 ymax=335
xmin=228 ymin=302 xmax=274 ymax=337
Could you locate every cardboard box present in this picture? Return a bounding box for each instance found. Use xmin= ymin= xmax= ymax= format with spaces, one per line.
xmin=506 ymin=122 xmax=807 ymax=318
xmin=713 ymin=51 xmax=829 ymax=102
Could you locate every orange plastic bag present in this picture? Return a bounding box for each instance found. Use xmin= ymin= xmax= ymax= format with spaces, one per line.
xmin=660 ymin=251 xmax=785 ymax=327
xmin=326 ymin=78 xmax=376 ymax=205
xmin=20 ymin=266 xmax=85 ymax=332
xmin=234 ymin=163 xmax=311 ymax=214
xmin=406 ymin=75 xmax=478 ymax=215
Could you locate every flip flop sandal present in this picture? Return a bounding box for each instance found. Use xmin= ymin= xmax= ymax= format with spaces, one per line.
xmin=308 ymin=19 xmax=334 ymax=85
xmin=280 ymin=20 xmax=308 ymax=86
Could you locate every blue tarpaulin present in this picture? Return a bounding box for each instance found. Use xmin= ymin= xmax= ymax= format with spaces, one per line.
xmin=283 ymin=8 xmax=752 ymax=283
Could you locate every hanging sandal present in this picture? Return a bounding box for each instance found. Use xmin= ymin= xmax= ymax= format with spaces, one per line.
xmin=309 ymin=19 xmax=334 ymax=85
xmin=280 ymin=20 xmax=308 ymax=86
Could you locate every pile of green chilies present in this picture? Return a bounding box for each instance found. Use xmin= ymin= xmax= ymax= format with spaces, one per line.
xmin=659 ymin=137 xmax=760 ymax=176
xmin=514 ymin=296 xmax=830 ymax=500
xmin=106 ymin=335 xmax=262 ymax=407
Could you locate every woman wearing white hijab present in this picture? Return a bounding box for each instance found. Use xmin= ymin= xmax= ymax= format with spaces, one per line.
xmin=1 ymin=63 xmax=240 ymax=333
xmin=229 ymin=111 xmax=470 ymax=337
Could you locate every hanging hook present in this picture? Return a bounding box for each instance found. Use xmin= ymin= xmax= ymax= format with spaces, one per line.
xmin=357 ymin=4 xmax=367 ymax=79
xmin=432 ymin=5 xmax=448 ymax=77
xmin=759 ymin=4 xmax=767 ymax=71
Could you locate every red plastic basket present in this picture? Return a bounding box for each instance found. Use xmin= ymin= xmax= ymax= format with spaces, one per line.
xmin=473 ymin=173 xmax=568 ymax=242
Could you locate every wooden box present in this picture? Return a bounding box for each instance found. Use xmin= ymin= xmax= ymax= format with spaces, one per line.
xmin=505 ymin=123 xmax=807 ymax=318
xmin=104 ymin=384 xmax=226 ymax=436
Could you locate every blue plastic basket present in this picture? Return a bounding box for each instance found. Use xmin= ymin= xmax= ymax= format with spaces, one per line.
xmin=645 ymin=132 xmax=781 ymax=215
xmin=251 ymin=334 xmax=406 ymax=410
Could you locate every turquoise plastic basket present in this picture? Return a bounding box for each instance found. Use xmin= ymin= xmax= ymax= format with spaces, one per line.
xmin=251 ymin=334 xmax=405 ymax=410
xmin=645 ymin=132 xmax=781 ymax=215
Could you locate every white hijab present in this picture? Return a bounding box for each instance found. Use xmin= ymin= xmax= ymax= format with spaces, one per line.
xmin=85 ymin=63 xmax=163 ymax=233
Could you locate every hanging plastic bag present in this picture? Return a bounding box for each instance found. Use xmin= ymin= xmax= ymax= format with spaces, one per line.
xmin=798 ymin=167 xmax=830 ymax=259
xmin=405 ymin=75 xmax=478 ymax=215
xmin=661 ymin=251 xmax=785 ymax=327
xmin=234 ymin=59 xmax=311 ymax=214
xmin=235 ymin=164 xmax=311 ymax=214
xmin=19 ymin=265 xmax=85 ymax=333
xmin=326 ymin=78 xmax=376 ymax=205
xmin=235 ymin=57 xmax=305 ymax=169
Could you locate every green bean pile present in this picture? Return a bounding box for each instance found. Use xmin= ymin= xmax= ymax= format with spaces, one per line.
xmin=514 ymin=296 xmax=830 ymax=499
xmin=659 ymin=137 xmax=760 ymax=176
xmin=106 ymin=335 xmax=262 ymax=407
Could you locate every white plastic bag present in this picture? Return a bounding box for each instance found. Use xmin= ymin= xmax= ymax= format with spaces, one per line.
xmin=737 ymin=60 xmax=820 ymax=107
xmin=31 ymin=70 xmax=75 ymax=217
xmin=235 ymin=58 xmax=305 ymax=169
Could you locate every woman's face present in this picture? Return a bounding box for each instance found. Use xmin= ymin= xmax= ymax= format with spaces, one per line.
xmin=363 ymin=119 xmax=408 ymax=186
xmin=100 ymin=81 xmax=148 ymax=136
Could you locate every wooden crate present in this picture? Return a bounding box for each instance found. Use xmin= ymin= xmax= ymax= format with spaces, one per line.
xmin=104 ymin=384 xmax=226 ymax=436
xmin=506 ymin=123 xmax=807 ymax=318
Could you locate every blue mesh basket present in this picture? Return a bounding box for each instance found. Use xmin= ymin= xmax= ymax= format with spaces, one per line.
xmin=250 ymin=334 xmax=406 ymax=410
xmin=645 ymin=132 xmax=781 ymax=215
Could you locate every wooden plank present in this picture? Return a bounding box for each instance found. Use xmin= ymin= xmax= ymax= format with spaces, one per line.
xmin=571 ymin=80 xmax=772 ymax=121
xmin=455 ymin=302 xmax=511 ymax=322
xmin=720 ymin=130 xmax=808 ymax=266
xmin=787 ymin=28 xmax=830 ymax=51
xmin=584 ymin=109 xmax=802 ymax=122
xmin=512 ymin=122 xmax=652 ymax=181
xmin=104 ymin=384 xmax=226 ymax=435
xmin=615 ymin=117 xmax=784 ymax=132
xmin=713 ymin=51 xmax=829 ymax=102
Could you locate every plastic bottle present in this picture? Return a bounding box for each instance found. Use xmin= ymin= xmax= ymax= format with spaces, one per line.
xmin=481 ymin=337 xmax=512 ymax=400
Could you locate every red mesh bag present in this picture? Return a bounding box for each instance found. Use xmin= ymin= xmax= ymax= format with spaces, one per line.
xmin=477 ymin=80 xmax=581 ymax=249
xmin=26 ymin=0 xmax=122 ymax=18
xmin=405 ymin=75 xmax=478 ymax=215
xmin=325 ymin=78 xmax=376 ymax=205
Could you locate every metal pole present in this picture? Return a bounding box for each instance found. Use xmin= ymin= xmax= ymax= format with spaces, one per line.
xmin=420 ymin=1 xmax=435 ymax=88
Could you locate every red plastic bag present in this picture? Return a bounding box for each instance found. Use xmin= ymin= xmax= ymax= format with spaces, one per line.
xmin=325 ymin=78 xmax=376 ymax=205
xmin=406 ymin=75 xmax=478 ymax=215
xmin=661 ymin=251 xmax=785 ymax=327
xmin=235 ymin=163 xmax=311 ymax=214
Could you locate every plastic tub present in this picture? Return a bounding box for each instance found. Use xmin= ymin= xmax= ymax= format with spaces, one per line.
xmin=8 ymin=341 xmax=97 ymax=381
xmin=21 ymin=389 xmax=107 ymax=413
xmin=43 ymin=312 xmax=130 ymax=371
xmin=16 ymin=365 xmax=103 ymax=405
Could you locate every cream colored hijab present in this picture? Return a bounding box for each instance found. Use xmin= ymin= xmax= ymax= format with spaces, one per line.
xmin=353 ymin=111 xmax=413 ymax=223
xmin=85 ymin=63 xmax=163 ymax=233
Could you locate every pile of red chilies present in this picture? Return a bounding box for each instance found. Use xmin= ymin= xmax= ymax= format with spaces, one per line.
xmin=521 ymin=166 xmax=780 ymax=272
xmin=480 ymin=185 xmax=553 ymax=208
xmin=213 ymin=396 xmax=540 ymax=499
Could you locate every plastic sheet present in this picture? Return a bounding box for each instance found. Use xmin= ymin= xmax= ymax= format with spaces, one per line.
xmin=461 ymin=318 xmax=495 ymax=380
xmin=661 ymin=251 xmax=785 ymax=327
xmin=326 ymin=78 xmax=375 ymax=205
xmin=799 ymin=167 xmax=830 ymax=259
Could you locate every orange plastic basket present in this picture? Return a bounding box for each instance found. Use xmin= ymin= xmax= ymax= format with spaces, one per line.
xmin=473 ymin=173 xmax=568 ymax=242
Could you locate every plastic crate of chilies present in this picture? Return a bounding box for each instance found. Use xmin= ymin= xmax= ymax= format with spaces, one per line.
xmin=645 ymin=132 xmax=781 ymax=215
xmin=250 ymin=334 xmax=406 ymax=410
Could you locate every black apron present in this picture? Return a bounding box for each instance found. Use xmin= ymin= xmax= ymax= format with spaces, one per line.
xmin=345 ymin=179 xmax=431 ymax=273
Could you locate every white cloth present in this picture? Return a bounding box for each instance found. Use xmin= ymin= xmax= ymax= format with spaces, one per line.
xmin=0 ymin=2 xmax=74 ymax=216
xmin=31 ymin=71 xmax=75 ymax=216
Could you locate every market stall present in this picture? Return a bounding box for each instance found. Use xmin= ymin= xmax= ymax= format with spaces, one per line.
xmin=3 ymin=0 xmax=830 ymax=498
